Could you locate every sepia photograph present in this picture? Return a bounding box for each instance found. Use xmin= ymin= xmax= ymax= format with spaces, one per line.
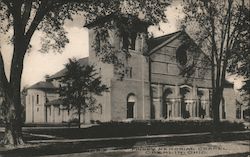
xmin=0 ymin=0 xmax=249 ymax=156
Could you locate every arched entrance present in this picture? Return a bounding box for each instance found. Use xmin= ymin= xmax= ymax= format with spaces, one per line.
xmin=162 ymin=88 xmax=173 ymax=119
xmin=127 ymin=93 xmax=136 ymax=119
xmin=180 ymin=86 xmax=192 ymax=119
xmin=197 ymin=90 xmax=206 ymax=118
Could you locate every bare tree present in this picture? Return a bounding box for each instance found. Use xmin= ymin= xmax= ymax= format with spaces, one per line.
xmin=182 ymin=0 xmax=249 ymax=132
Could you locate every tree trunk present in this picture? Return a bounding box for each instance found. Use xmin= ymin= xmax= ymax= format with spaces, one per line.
xmin=212 ymin=89 xmax=223 ymax=135
xmin=2 ymin=78 xmax=25 ymax=147
xmin=3 ymin=117 xmax=24 ymax=146
xmin=0 ymin=90 xmax=24 ymax=146
xmin=2 ymin=33 xmax=27 ymax=146
xmin=0 ymin=51 xmax=24 ymax=146
xmin=78 ymin=107 xmax=81 ymax=128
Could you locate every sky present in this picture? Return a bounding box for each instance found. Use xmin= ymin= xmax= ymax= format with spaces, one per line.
xmin=0 ymin=1 xmax=242 ymax=89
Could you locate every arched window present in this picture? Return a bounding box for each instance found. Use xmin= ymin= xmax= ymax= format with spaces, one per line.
xmin=127 ymin=93 xmax=136 ymax=119
xmin=176 ymin=45 xmax=188 ymax=66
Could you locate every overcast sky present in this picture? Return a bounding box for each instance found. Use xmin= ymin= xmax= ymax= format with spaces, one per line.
xmin=0 ymin=1 xmax=242 ymax=89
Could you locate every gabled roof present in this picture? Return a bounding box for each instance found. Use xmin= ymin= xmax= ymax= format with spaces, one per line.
xmin=28 ymin=81 xmax=57 ymax=90
xmin=148 ymin=30 xmax=183 ymax=55
xmin=148 ymin=31 xmax=182 ymax=50
xmin=48 ymin=57 xmax=89 ymax=80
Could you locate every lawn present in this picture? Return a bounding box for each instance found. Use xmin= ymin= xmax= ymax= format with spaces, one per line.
xmin=0 ymin=120 xmax=248 ymax=157
xmin=23 ymin=120 xmax=246 ymax=140
xmin=0 ymin=131 xmax=249 ymax=157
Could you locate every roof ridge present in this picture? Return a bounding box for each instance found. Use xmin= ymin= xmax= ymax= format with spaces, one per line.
xmin=47 ymin=57 xmax=89 ymax=80
xmin=28 ymin=81 xmax=57 ymax=90
xmin=151 ymin=30 xmax=182 ymax=40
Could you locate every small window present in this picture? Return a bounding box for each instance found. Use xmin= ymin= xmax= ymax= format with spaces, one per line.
xmin=125 ymin=67 xmax=133 ymax=78
xmin=122 ymin=33 xmax=137 ymax=51
xmin=37 ymin=107 xmax=39 ymax=112
xmin=36 ymin=95 xmax=39 ymax=104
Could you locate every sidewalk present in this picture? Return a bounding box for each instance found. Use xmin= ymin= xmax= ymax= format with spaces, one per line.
xmin=42 ymin=140 xmax=250 ymax=157
xmin=27 ymin=130 xmax=250 ymax=144
xmin=0 ymin=130 xmax=249 ymax=157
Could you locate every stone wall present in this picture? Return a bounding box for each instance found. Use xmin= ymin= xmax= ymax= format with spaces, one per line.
xmin=26 ymin=89 xmax=46 ymax=123
xmin=222 ymin=87 xmax=237 ymax=121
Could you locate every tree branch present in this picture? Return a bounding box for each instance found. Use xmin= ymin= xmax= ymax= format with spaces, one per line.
xmin=24 ymin=0 xmax=69 ymax=43
xmin=24 ymin=1 xmax=48 ymax=42
xmin=0 ymin=51 xmax=10 ymax=94
xmin=21 ymin=0 xmax=32 ymax=30
xmin=228 ymin=0 xmax=244 ymax=49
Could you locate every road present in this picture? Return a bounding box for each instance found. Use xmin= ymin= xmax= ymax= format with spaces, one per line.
xmin=37 ymin=140 xmax=250 ymax=157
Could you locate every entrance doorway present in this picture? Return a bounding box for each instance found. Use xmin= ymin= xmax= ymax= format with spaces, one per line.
xmin=127 ymin=94 xmax=136 ymax=119
xmin=162 ymin=88 xmax=173 ymax=119
xmin=180 ymin=86 xmax=192 ymax=119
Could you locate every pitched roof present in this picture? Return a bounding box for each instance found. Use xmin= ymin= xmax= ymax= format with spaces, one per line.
xmin=147 ymin=30 xmax=183 ymax=55
xmin=48 ymin=57 xmax=89 ymax=80
xmin=28 ymin=81 xmax=57 ymax=90
xmin=148 ymin=30 xmax=182 ymax=50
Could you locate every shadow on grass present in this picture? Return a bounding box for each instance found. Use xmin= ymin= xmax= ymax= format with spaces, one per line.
xmin=0 ymin=131 xmax=249 ymax=157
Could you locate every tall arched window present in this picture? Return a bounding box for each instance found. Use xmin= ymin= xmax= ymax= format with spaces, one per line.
xmin=127 ymin=93 xmax=136 ymax=119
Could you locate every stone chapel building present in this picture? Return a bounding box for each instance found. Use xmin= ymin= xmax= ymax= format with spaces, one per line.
xmin=25 ymin=15 xmax=241 ymax=124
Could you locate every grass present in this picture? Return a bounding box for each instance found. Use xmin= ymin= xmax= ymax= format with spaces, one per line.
xmin=0 ymin=131 xmax=249 ymax=157
xmin=23 ymin=120 xmax=246 ymax=140
xmin=0 ymin=120 xmax=248 ymax=157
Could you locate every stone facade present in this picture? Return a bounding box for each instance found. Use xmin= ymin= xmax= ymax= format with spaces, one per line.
xmin=149 ymin=31 xmax=212 ymax=120
xmin=25 ymin=26 xmax=241 ymax=123
xmin=25 ymin=82 xmax=58 ymax=123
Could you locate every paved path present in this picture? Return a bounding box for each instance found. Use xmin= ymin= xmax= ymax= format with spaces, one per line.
xmin=27 ymin=130 xmax=250 ymax=144
xmin=34 ymin=140 xmax=250 ymax=157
